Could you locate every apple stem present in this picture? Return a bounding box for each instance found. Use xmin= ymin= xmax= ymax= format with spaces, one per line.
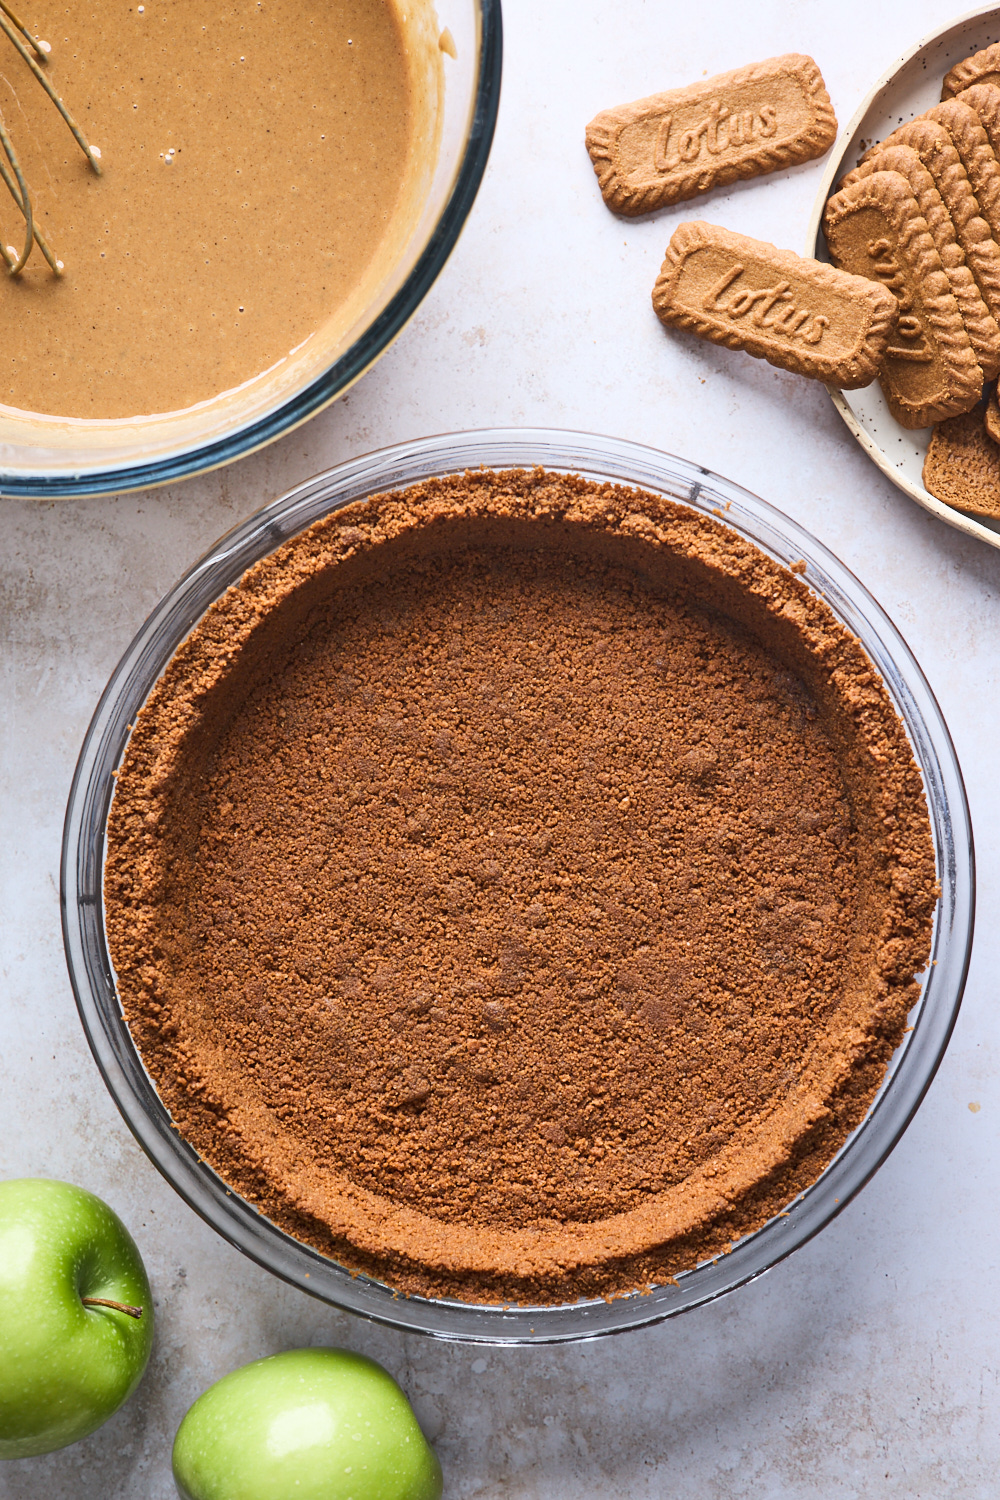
xmin=81 ymin=1297 xmax=144 ymax=1319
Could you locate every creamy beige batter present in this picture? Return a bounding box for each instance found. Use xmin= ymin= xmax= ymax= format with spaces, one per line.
xmin=0 ymin=0 xmax=419 ymax=418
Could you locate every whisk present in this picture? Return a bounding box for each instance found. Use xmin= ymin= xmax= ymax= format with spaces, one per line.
xmin=0 ymin=0 xmax=101 ymax=276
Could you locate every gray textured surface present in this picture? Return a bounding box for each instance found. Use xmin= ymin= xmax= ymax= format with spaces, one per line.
xmin=3 ymin=0 xmax=999 ymax=1494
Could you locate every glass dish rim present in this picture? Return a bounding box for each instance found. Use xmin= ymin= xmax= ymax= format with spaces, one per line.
xmin=61 ymin=427 xmax=975 ymax=1344
xmin=0 ymin=0 xmax=503 ymax=501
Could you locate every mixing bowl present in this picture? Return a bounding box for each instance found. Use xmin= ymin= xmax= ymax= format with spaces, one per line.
xmin=1 ymin=1 xmax=502 ymax=499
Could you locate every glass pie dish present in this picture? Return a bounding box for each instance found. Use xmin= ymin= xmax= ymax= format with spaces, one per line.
xmin=0 ymin=0 xmax=502 ymax=500
xmin=62 ymin=429 xmax=974 ymax=1343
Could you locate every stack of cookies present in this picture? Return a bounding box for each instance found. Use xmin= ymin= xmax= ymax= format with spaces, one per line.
xmin=823 ymin=41 xmax=1000 ymax=518
xmin=589 ymin=45 xmax=1000 ymax=520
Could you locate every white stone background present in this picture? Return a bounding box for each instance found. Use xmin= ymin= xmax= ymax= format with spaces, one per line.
xmin=2 ymin=0 xmax=999 ymax=1495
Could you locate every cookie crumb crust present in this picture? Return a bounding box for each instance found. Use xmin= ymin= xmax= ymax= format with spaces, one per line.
xmin=105 ymin=469 xmax=936 ymax=1303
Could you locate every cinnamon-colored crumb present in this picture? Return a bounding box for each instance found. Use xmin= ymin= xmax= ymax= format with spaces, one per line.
xmin=923 ymin=406 xmax=1000 ymax=517
xmin=104 ymin=469 xmax=936 ymax=1303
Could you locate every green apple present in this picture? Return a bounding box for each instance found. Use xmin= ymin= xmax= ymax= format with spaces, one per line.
xmin=0 ymin=1178 xmax=153 ymax=1459
xmin=173 ymin=1347 xmax=443 ymax=1500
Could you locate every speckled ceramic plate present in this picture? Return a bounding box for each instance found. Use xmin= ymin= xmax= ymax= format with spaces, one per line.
xmin=806 ymin=3 xmax=1000 ymax=549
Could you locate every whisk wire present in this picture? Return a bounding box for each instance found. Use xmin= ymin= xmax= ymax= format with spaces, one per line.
xmin=0 ymin=6 xmax=100 ymax=274
xmin=0 ymin=116 xmax=34 ymax=274
xmin=0 ymin=0 xmax=47 ymax=58
xmin=0 ymin=10 xmax=101 ymax=174
xmin=0 ymin=136 xmax=62 ymax=274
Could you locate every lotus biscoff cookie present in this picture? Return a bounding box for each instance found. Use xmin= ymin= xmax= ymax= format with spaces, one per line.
xmin=927 ymin=100 xmax=1000 ymax=226
xmin=838 ymin=145 xmax=1000 ymax=379
xmin=952 ymin=83 xmax=1000 ymax=158
xmin=923 ymin=408 xmax=1000 ymax=517
xmin=823 ymin=170 xmax=983 ymax=429
xmin=942 ymin=41 xmax=1000 ymax=101
xmin=881 ymin=107 xmax=1000 ymax=249
xmin=651 ymin=222 xmax=896 ymax=385
xmin=986 ymin=385 xmax=1000 ymax=444
xmin=859 ymin=118 xmax=1000 ymax=328
xmin=586 ymin=54 xmax=836 ymax=217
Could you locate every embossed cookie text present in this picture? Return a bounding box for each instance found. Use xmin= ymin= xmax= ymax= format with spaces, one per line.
xmin=653 ymin=98 xmax=778 ymax=173
xmin=704 ymin=263 xmax=830 ymax=345
xmin=866 ymin=238 xmax=933 ymax=362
